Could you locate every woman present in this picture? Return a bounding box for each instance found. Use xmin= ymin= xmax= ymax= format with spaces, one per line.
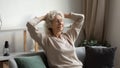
xmin=26 ymin=10 xmax=85 ymax=68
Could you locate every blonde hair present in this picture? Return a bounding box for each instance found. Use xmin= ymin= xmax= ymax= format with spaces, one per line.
xmin=44 ymin=10 xmax=64 ymax=35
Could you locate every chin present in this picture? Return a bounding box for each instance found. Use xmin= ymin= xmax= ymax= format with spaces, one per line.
xmin=60 ymin=29 xmax=63 ymax=31
xmin=57 ymin=29 xmax=63 ymax=33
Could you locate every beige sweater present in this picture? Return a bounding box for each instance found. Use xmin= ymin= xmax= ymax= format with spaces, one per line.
xmin=27 ymin=13 xmax=84 ymax=68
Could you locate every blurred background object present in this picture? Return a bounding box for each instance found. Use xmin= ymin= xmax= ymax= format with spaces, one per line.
xmin=0 ymin=15 xmax=2 ymax=30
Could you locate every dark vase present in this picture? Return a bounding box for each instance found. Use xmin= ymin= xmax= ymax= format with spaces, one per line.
xmin=3 ymin=41 xmax=10 ymax=56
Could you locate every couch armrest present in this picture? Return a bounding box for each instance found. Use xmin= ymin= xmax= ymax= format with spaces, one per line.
xmin=9 ymin=58 xmax=18 ymax=68
xmin=8 ymin=51 xmax=49 ymax=68
xmin=76 ymin=47 xmax=85 ymax=63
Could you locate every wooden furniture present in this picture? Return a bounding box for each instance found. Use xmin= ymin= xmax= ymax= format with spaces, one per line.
xmin=0 ymin=27 xmax=27 ymax=52
xmin=0 ymin=56 xmax=10 ymax=68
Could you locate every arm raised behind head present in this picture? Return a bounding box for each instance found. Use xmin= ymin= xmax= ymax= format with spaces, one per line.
xmin=27 ymin=15 xmax=46 ymax=26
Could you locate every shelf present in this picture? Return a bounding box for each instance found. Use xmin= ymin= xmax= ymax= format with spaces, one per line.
xmin=0 ymin=27 xmax=26 ymax=32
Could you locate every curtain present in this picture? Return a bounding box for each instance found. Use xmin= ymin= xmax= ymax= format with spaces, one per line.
xmin=82 ymin=0 xmax=109 ymax=42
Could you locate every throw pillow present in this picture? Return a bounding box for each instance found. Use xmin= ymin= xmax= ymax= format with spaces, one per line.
xmin=84 ymin=46 xmax=117 ymax=68
xmin=15 ymin=56 xmax=46 ymax=68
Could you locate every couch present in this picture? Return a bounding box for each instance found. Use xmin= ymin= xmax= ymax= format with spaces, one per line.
xmin=9 ymin=46 xmax=116 ymax=68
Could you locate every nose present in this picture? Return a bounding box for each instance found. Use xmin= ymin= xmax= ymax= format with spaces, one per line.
xmin=58 ymin=20 xmax=63 ymax=25
xmin=58 ymin=22 xmax=62 ymax=25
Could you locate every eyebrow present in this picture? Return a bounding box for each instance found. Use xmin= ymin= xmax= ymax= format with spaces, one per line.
xmin=56 ymin=19 xmax=63 ymax=22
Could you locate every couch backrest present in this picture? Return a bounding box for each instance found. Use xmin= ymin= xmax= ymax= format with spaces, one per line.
xmin=15 ymin=47 xmax=86 ymax=63
xmin=9 ymin=47 xmax=86 ymax=68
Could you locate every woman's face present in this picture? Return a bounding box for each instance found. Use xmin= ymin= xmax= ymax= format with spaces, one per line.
xmin=52 ymin=15 xmax=64 ymax=34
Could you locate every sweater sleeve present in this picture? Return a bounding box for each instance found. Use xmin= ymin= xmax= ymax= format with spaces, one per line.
xmin=66 ymin=12 xmax=85 ymax=43
xmin=26 ymin=17 xmax=44 ymax=48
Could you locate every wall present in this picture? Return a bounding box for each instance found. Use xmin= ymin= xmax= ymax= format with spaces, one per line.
xmin=0 ymin=0 xmax=82 ymax=54
xmin=0 ymin=0 xmax=82 ymax=28
xmin=105 ymin=0 xmax=120 ymax=68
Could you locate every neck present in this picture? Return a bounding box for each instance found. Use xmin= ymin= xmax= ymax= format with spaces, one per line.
xmin=53 ymin=31 xmax=62 ymax=38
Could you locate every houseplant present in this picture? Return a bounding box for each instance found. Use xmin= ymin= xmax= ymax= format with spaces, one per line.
xmin=80 ymin=40 xmax=111 ymax=47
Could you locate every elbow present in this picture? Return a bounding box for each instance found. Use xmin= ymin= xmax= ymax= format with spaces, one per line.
xmin=75 ymin=14 xmax=85 ymax=22
xmin=26 ymin=22 xmax=31 ymax=29
xmin=79 ymin=14 xmax=85 ymax=21
xmin=82 ymin=14 xmax=85 ymax=20
xmin=26 ymin=22 xmax=33 ymax=28
xmin=26 ymin=22 xmax=36 ymax=32
xmin=77 ymin=14 xmax=85 ymax=26
xmin=82 ymin=14 xmax=85 ymax=21
xmin=79 ymin=14 xmax=85 ymax=23
xmin=26 ymin=22 xmax=32 ymax=28
xmin=26 ymin=22 xmax=29 ymax=27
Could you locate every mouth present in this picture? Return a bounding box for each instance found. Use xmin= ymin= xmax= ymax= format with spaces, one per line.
xmin=57 ymin=26 xmax=63 ymax=30
xmin=58 ymin=26 xmax=62 ymax=28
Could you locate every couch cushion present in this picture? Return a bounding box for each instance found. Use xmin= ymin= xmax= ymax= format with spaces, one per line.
xmin=84 ymin=46 xmax=117 ymax=68
xmin=76 ymin=47 xmax=85 ymax=63
xmin=15 ymin=56 xmax=46 ymax=68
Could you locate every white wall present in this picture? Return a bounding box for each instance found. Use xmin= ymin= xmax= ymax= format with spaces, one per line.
xmin=0 ymin=0 xmax=82 ymax=28
xmin=0 ymin=0 xmax=82 ymax=54
xmin=105 ymin=0 xmax=120 ymax=68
